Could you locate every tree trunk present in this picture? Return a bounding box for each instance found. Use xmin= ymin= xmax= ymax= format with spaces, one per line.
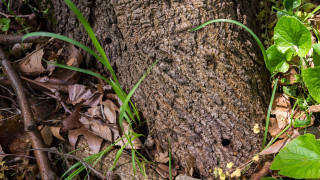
xmin=38 ymin=0 xmax=270 ymax=178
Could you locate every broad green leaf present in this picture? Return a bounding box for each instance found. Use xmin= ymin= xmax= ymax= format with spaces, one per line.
xmin=312 ymin=43 xmax=320 ymax=67
xmin=271 ymin=134 xmax=320 ymax=178
xmin=266 ymin=45 xmax=292 ymax=73
xmin=302 ymin=66 xmax=320 ymax=103
xmin=189 ymin=19 xmax=271 ymax=71
xmin=284 ymin=0 xmax=301 ymax=11
xmin=294 ymin=117 xmax=311 ymax=127
xmin=261 ymin=178 xmax=277 ymax=180
xmin=281 ymin=78 xmax=291 ymax=84
xmin=0 ymin=18 xmax=10 ymax=31
xmin=274 ymin=16 xmax=311 ymax=57
xmin=283 ymin=85 xmax=296 ymax=97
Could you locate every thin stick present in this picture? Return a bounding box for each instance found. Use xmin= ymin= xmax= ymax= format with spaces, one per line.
xmin=0 ymin=46 xmax=56 ymax=180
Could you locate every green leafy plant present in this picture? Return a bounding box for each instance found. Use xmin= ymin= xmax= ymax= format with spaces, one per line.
xmin=23 ymin=0 xmax=158 ymax=179
xmin=271 ymin=134 xmax=320 ymax=178
xmin=0 ymin=18 xmax=10 ymax=32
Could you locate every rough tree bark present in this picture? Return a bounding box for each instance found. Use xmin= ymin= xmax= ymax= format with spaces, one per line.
xmin=6 ymin=0 xmax=271 ymax=179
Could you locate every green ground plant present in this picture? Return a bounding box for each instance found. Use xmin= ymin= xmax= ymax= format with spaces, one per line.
xmin=23 ymin=0 xmax=158 ymax=179
xmin=191 ymin=0 xmax=320 ymax=179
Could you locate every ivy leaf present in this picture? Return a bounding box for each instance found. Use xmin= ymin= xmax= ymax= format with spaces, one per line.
xmin=302 ymin=66 xmax=320 ymax=103
xmin=274 ymin=16 xmax=311 ymax=57
xmin=284 ymin=0 xmax=301 ymax=11
xmin=271 ymin=134 xmax=320 ymax=178
xmin=266 ymin=45 xmax=292 ymax=73
xmin=283 ymin=85 xmax=296 ymax=97
xmin=312 ymin=43 xmax=320 ymax=67
xmin=0 ymin=18 xmax=10 ymax=32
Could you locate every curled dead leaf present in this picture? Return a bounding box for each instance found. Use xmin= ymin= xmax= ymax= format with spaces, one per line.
xmin=51 ymin=44 xmax=83 ymax=81
xmin=17 ymin=48 xmax=46 ymax=76
xmin=61 ymin=105 xmax=82 ymax=132
xmin=260 ymin=130 xmax=300 ymax=155
xmin=150 ymin=150 xmax=170 ymax=163
xmin=309 ymin=104 xmax=320 ymax=113
xmin=79 ymin=117 xmax=113 ymax=142
xmin=68 ymin=126 xmax=103 ymax=154
xmin=271 ymin=93 xmax=291 ymax=130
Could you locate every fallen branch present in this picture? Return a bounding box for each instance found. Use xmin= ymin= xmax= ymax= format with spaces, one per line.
xmin=0 ymin=46 xmax=56 ymax=180
xmin=0 ymin=35 xmax=50 ymax=45
xmin=251 ymin=161 xmax=272 ymax=180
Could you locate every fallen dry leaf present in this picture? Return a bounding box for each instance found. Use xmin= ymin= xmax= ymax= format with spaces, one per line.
xmin=51 ymin=126 xmax=66 ymax=141
xmin=101 ymin=100 xmax=120 ymax=124
xmin=309 ymin=104 xmax=320 ymax=113
xmin=150 ymin=150 xmax=170 ymax=163
xmin=38 ymin=126 xmax=66 ymax=146
xmin=35 ymin=74 xmax=80 ymax=85
xmin=69 ymin=84 xmax=93 ymax=105
xmin=260 ymin=130 xmax=300 ymax=155
xmin=69 ymin=84 xmax=102 ymax=107
xmin=17 ymin=47 xmax=46 ymax=76
xmin=68 ymin=126 xmax=103 ymax=153
xmin=278 ymin=68 xmax=297 ymax=86
xmin=51 ymin=44 xmax=83 ymax=81
xmin=271 ymin=93 xmax=291 ymax=129
xmin=38 ymin=125 xmax=53 ymax=146
xmin=268 ymin=118 xmax=282 ymax=137
xmin=79 ymin=117 xmax=113 ymax=142
xmin=61 ymin=105 xmax=82 ymax=132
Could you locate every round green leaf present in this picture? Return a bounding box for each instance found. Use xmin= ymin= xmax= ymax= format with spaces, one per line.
xmin=267 ymin=45 xmax=292 ymax=73
xmin=302 ymin=66 xmax=320 ymax=103
xmin=312 ymin=43 xmax=320 ymax=67
xmin=0 ymin=18 xmax=10 ymax=32
xmin=274 ymin=16 xmax=311 ymax=57
xmin=284 ymin=0 xmax=301 ymax=11
xmin=271 ymin=134 xmax=320 ymax=178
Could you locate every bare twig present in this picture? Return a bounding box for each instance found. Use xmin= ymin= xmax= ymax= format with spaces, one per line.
xmin=0 ymin=34 xmax=50 ymax=45
xmin=0 ymin=76 xmax=69 ymax=94
xmin=0 ymin=46 xmax=56 ymax=180
xmin=0 ymin=153 xmax=36 ymax=160
xmin=0 ymin=95 xmax=19 ymax=107
xmin=0 ymin=12 xmax=32 ymax=19
xmin=31 ymin=148 xmax=106 ymax=180
xmin=251 ymin=161 xmax=272 ymax=180
xmin=42 ymin=91 xmax=72 ymax=114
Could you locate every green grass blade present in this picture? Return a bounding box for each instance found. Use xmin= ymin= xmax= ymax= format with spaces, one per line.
xmin=63 ymin=0 xmax=120 ymax=86
xmin=304 ymin=5 xmax=320 ymax=21
xmin=23 ymin=32 xmax=102 ymax=61
xmin=62 ymin=136 xmax=125 ymax=179
xmin=109 ymin=141 xmax=130 ymax=171
xmin=132 ymin=150 xmax=136 ymax=178
xmin=261 ymin=78 xmax=278 ymax=150
xmin=169 ymin=137 xmax=172 ymax=180
xmin=118 ymin=60 xmax=159 ymax=136
xmin=189 ymin=19 xmax=271 ymax=71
